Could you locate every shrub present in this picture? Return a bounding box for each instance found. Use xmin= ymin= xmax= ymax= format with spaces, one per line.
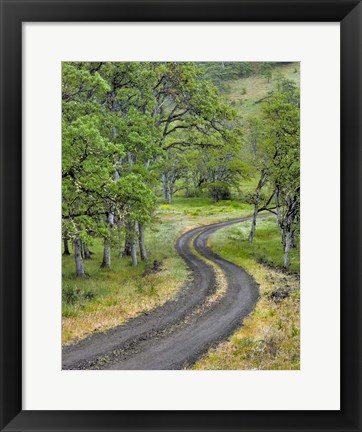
xmin=84 ymin=291 xmax=95 ymax=301
xmin=62 ymin=284 xmax=81 ymax=305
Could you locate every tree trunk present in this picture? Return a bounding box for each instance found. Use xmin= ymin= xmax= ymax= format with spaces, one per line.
xmin=283 ymin=230 xmax=293 ymax=271
xmin=248 ymin=192 xmax=260 ymax=243
xmin=83 ymin=242 xmax=91 ymax=259
xmin=124 ymin=221 xmax=132 ymax=256
xmin=282 ymin=192 xmax=298 ymax=271
xmin=101 ymin=239 xmax=111 ymax=269
xmin=193 ymin=175 xmax=198 ymax=192
xmin=162 ymin=174 xmax=168 ymax=200
xmin=275 ymin=184 xmax=284 ymax=243
xmin=212 ymin=187 xmax=220 ymax=202
xmin=138 ymin=222 xmax=147 ymax=261
xmin=249 ymin=168 xmax=268 ymax=243
xmin=131 ymin=222 xmax=138 ymax=267
xmin=63 ymin=238 xmax=70 ymax=255
xmin=167 ymin=186 xmax=173 ymax=205
xmin=117 ymin=226 xmax=124 ymax=258
xmin=185 ymin=172 xmax=190 ymax=197
xmin=74 ymin=238 xmax=85 ymax=277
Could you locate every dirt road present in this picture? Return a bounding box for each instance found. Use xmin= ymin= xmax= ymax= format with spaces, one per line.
xmin=62 ymin=216 xmax=263 ymax=370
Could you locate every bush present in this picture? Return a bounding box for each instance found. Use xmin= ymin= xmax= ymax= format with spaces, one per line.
xmin=62 ymin=284 xmax=81 ymax=305
xmin=84 ymin=291 xmax=95 ymax=301
xmin=62 ymin=284 xmax=96 ymax=305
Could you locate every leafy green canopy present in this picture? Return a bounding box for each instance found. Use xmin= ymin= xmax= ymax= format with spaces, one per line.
xmin=62 ymin=62 xmax=243 ymax=247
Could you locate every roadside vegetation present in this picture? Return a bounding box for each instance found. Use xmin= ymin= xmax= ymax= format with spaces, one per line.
xmin=193 ymin=217 xmax=300 ymax=370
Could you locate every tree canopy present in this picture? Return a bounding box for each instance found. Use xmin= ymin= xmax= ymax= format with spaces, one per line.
xmin=62 ymin=62 xmax=300 ymax=275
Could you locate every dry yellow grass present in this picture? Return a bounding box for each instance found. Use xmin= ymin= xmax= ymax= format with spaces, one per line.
xmin=62 ymin=258 xmax=186 ymax=345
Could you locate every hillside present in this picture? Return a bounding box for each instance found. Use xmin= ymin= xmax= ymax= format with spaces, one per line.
xmin=225 ymin=62 xmax=300 ymax=118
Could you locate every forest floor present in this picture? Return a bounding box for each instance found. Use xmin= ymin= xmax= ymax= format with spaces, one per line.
xmin=62 ymin=196 xmax=300 ymax=369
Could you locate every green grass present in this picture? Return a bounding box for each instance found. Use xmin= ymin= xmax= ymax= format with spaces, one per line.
xmin=227 ymin=62 xmax=300 ymax=118
xmin=210 ymin=217 xmax=300 ymax=274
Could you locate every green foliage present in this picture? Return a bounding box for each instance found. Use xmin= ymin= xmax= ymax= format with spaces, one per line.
xmin=62 ymin=61 xmax=248 ymax=271
xmin=62 ymin=60 xmax=299 ymax=275
xmin=62 ymin=284 xmax=96 ymax=305
xmin=261 ymin=62 xmax=273 ymax=82
xmin=197 ymin=62 xmax=253 ymax=89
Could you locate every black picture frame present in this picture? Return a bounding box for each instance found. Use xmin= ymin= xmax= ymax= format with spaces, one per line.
xmin=0 ymin=1 xmax=361 ymax=431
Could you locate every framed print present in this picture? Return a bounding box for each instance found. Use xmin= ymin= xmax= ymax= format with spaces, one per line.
xmin=0 ymin=0 xmax=361 ymax=431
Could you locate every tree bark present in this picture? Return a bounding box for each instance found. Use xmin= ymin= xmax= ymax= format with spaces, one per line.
xmin=185 ymin=171 xmax=190 ymax=197
xmin=248 ymin=191 xmax=260 ymax=243
xmin=283 ymin=230 xmax=293 ymax=271
xmin=124 ymin=220 xmax=133 ymax=256
xmin=74 ymin=238 xmax=85 ymax=277
xmin=138 ymin=222 xmax=147 ymax=261
xmin=282 ymin=192 xmax=298 ymax=271
xmin=167 ymin=184 xmax=173 ymax=205
xmin=248 ymin=169 xmax=267 ymax=243
xmin=101 ymin=239 xmax=111 ymax=269
xmin=83 ymin=242 xmax=91 ymax=259
xmin=131 ymin=221 xmax=138 ymax=267
xmin=63 ymin=238 xmax=70 ymax=255
xmin=275 ymin=184 xmax=284 ymax=243
xmin=162 ymin=174 xmax=168 ymax=200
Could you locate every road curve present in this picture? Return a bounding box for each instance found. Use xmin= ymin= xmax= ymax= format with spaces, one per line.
xmin=62 ymin=216 xmax=265 ymax=370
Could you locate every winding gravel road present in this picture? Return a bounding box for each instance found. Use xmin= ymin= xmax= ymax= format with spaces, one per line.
xmin=62 ymin=216 xmax=265 ymax=370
